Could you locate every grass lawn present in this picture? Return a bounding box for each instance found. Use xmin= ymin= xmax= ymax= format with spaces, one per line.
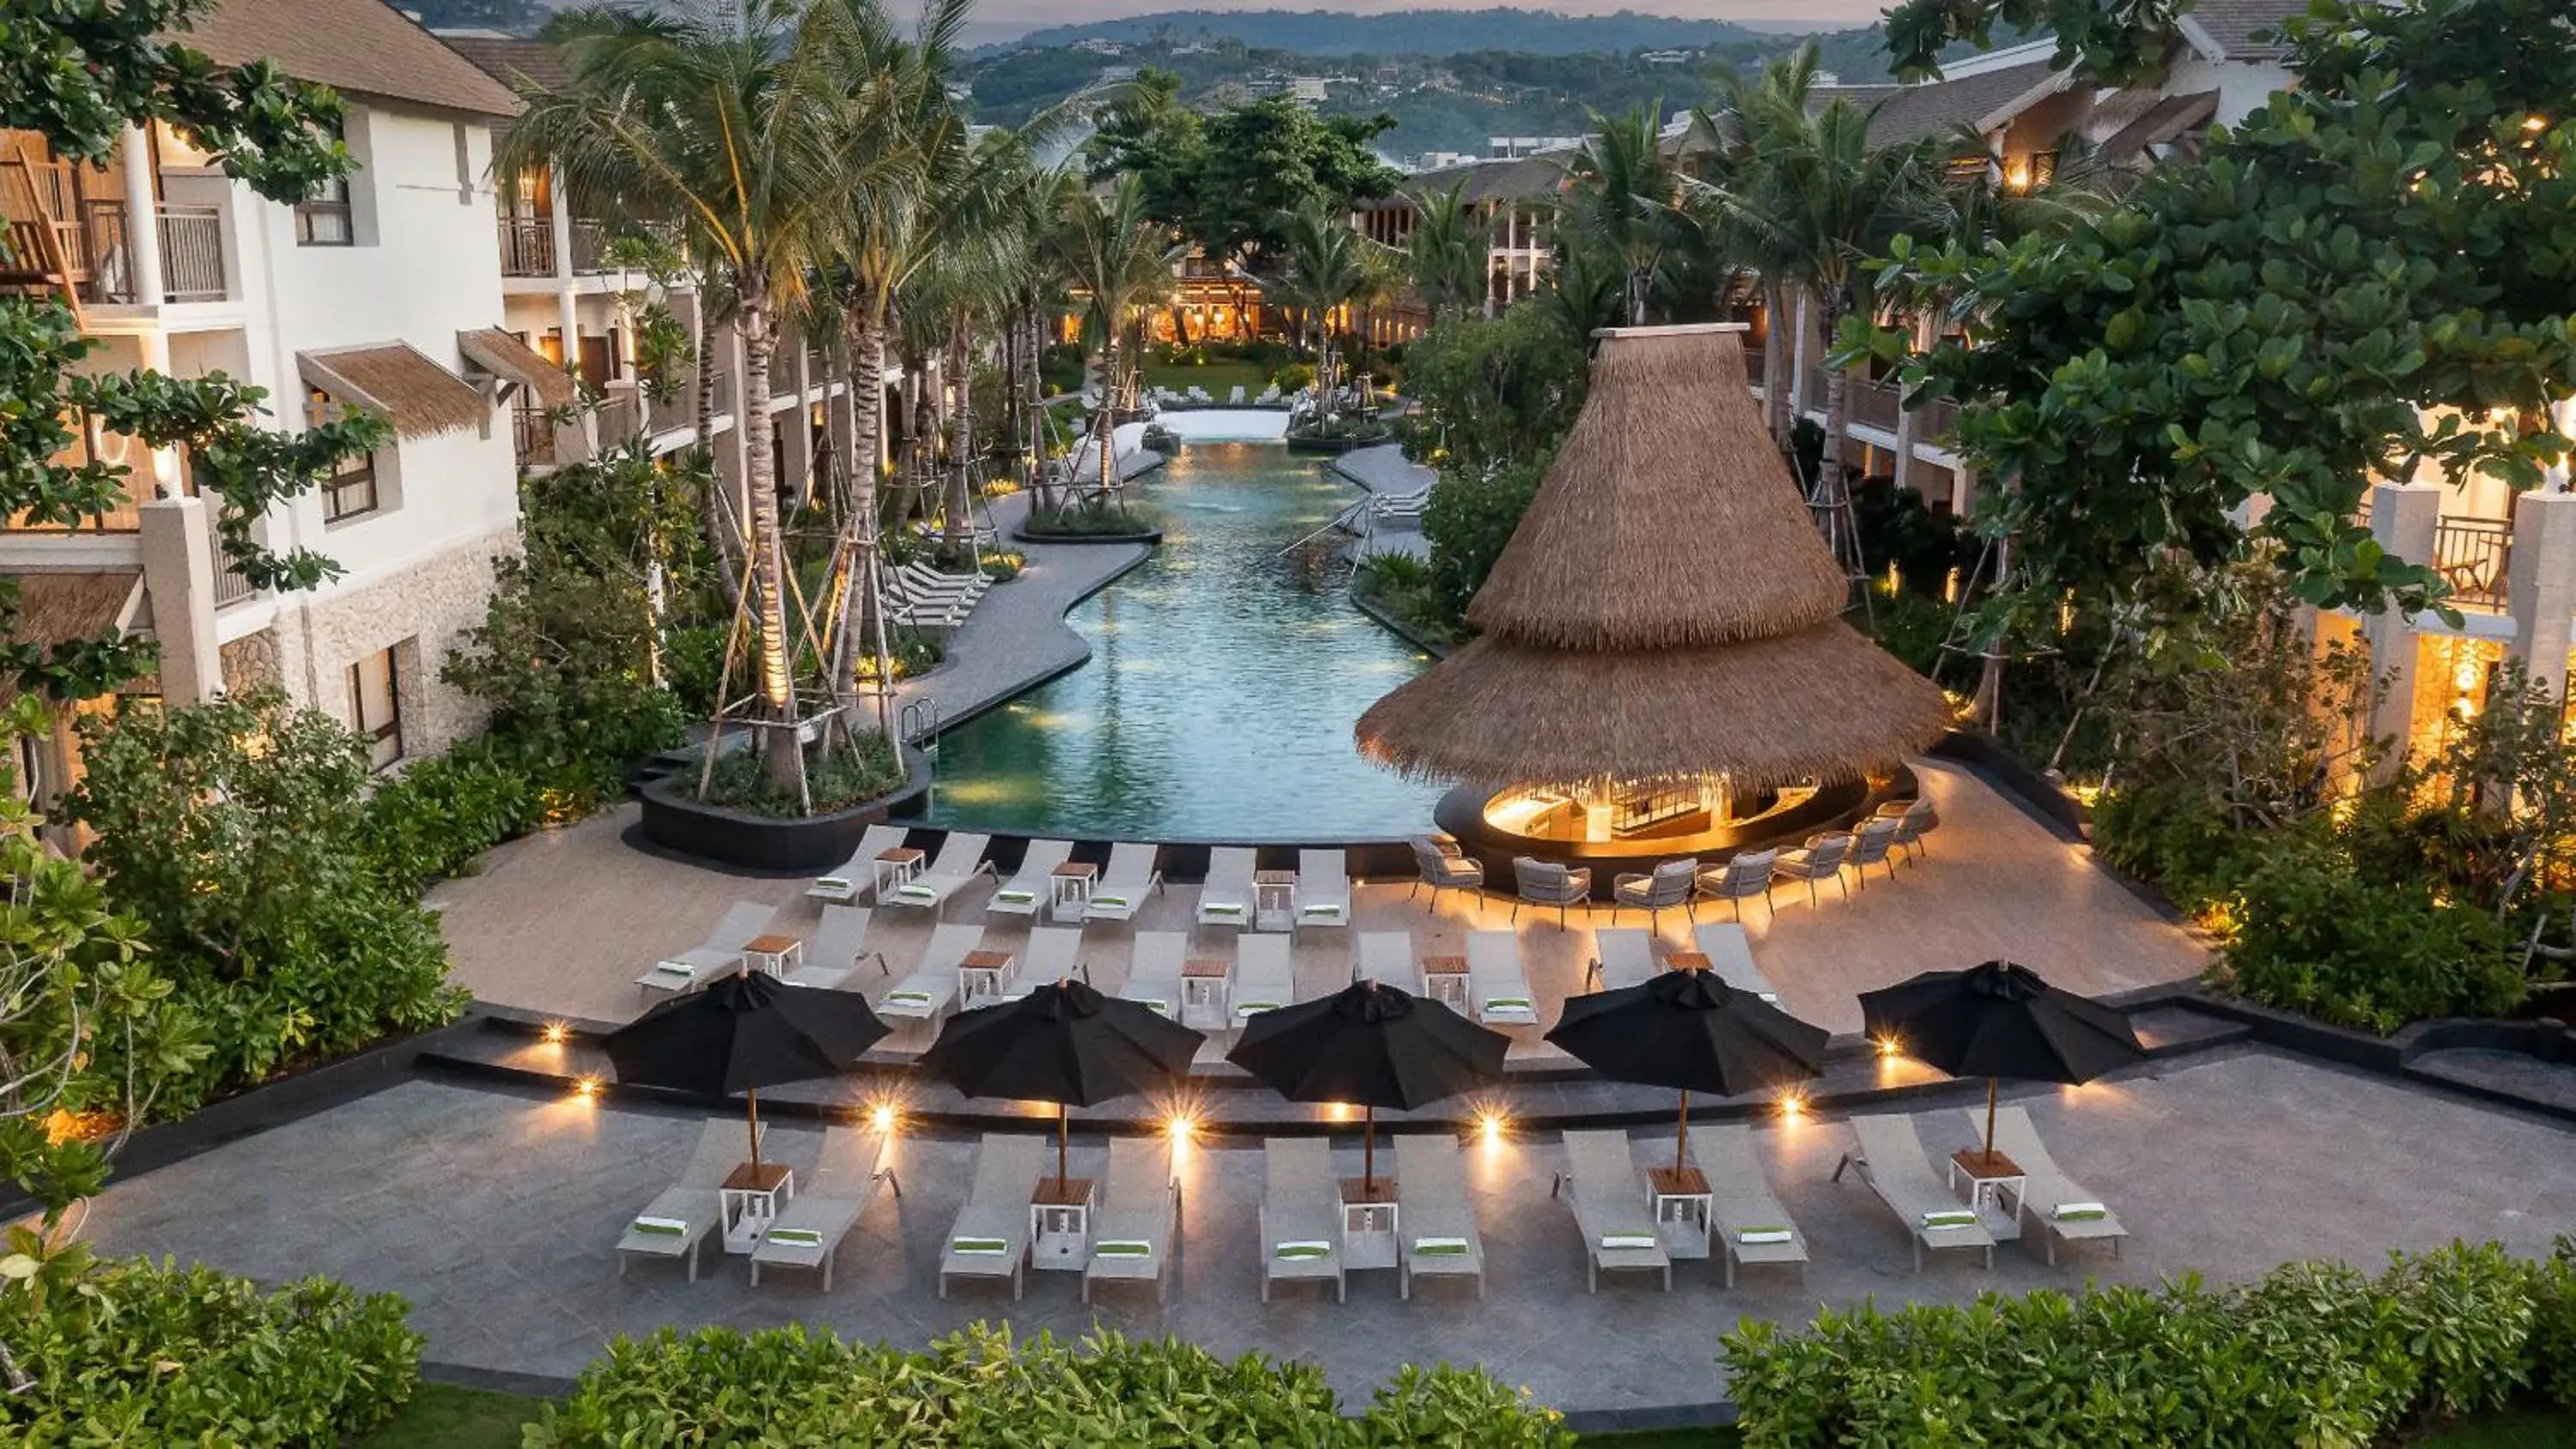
xmin=1139 ymin=358 xmax=1274 ymax=397
xmin=361 ymin=1383 xmax=540 ymax=1447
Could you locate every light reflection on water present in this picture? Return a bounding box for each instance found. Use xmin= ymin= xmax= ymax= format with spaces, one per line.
xmin=919 ymin=443 xmax=1444 ymax=840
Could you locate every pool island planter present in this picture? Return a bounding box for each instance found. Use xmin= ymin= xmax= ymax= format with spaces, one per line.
xmin=1285 ymin=426 xmax=1394 ymax=455
xmin=637 ymin=748 xmax=934 ymax=872
xmin=1011 ymin=523 xmax=1164 ymax=547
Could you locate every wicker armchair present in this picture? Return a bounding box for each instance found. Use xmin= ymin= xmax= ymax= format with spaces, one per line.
xmin=1696 ymin=849 xmax=1780 ymax=922
xmin=1409 ymin=836 xmax=1485 ymax=910
xmin=1611 ymin=858 xmax=1700 ymax=931
xmin=1771 ymin=832 xmax=1855 ymax=908
xmin=1510 ymin=858 xmax=1592 ymax=929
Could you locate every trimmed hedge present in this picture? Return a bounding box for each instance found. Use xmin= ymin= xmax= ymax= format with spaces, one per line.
xmin=0 ymin=1251 xmax=422 ymax=1446
xmin=526 ymin=1323 xmax=1572 ymax=1447
xmin=1723 ymin=1239 xmax=2576 ymax=1447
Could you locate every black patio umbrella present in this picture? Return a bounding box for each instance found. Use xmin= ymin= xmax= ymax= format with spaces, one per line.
xmin=919 ymin=979 xmax=1205 ymax=1189
xmin=1858 ymin=960 xmax=2146 ymax=1162
xmin=1546 ymin=968 xmax=1830 ymax=1172
xmin=1225 ymin=979 xmax=1509 ymax=1192
xmin=601 ymin=969 xmax=890 ymax=1173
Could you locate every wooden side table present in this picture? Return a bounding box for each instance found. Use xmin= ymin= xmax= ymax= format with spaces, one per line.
xmin=1180 ymin=956 xmax=1230 ymax=1031
xmin=958 ymin=949 xmax=1015 ymax=1006
xmin=1665 ymin=950 xmax=1710 ymax=973
xmin=1049 ymin=861 xmax=1098 ymax=925
xmin=1648 ymin=1165 xmax=1713 ymax=1259
xmin=874 ymin=846 xmax=926 ymax=900
xmin=743 ymin=933 xmax=802 ymax=979
xmin=1339 ymin=1176 xmax=1400 ymax=1274
xmin=1254 ymin=870 xmax=1299 ymax=932
xmin=720 ymin=1161 xmax=794 ymax=1252
xmin=1030 ymin=1175 xmax=1096 ymax=1271
xmin=1948 ymin=1149 xmax=2026 ymax=1240
xmin=1419 ymin=955 xmax=1468 ymax=1010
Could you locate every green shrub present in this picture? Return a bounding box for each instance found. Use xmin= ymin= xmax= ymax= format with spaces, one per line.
xmin=1354 ymin=552 xmax=1462 ymax=646
xmin=355 ymin=742 xmax=541 ymax=895
xmin=528 ymin=1324 xmax=1570 ymax=1447
xmin=2533 ymin=1239 xmax=2576 ymax=1407
xmin=2090 ymin=777 xmax=2258 ymax=912
xmin=1424 ymin=453 xmax=1547 ymax=616
xmin=1024 ymin=500 xmax=1157 ymax=537
xmin=0 ymin=1247 xmax=422 ymax=1446
xmin=2383 ymin=1242 xmax=2542 ymax=1417
xmin=697 ymin=731 xmax=906 ymax=818
xmin=2219 ymin=834 xmax=2523 ymax=1034
xmin=1276 ymin=361 xmax=1316 ymax=394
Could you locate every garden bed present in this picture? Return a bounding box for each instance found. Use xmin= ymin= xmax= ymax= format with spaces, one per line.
xmin=636 ymin=745 xmax=932 ymax=872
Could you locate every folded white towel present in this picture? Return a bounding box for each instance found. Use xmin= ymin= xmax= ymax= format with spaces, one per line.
xmin=994 ymin=889 xmax=1036 ymax=904
xmin=764 ymin=1228 xmax=824 ymax=1247
xmin=1600 ymin=1232 xmax=1659 ymax=1251
xmin=1735 ymin=1227 xmax=1795 ymax=1246
xmin=811 ymin=876 xmax=851 ymax=893
xmin=629 ymin=1215 xmax=690 ymax=1236
xmin=1413 ymin=1235 xmax=1470 ymax=1255
xmin=1273 ymin=1240 xmax=1333 ymax=1261
xmin=1921 ymin=1209 xmax=1980 ymax=1230
xmin=2052 ymin=1201 xmax=2110 ymax=1221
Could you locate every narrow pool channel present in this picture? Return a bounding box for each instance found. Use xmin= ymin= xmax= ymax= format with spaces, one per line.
xmin=918 ymin=442 xmax=1445 ymax=841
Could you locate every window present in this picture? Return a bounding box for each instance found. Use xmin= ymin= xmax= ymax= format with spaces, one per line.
xmin=309 ymin=387 xmax=380 ymax=522
xmin=347 ymin=646 xmax=403 ymax=770
xmin=295 ymin=173 xmax=354 ymax=246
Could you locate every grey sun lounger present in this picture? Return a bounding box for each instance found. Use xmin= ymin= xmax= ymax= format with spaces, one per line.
xmin=782 ymin=904 xmax=882 ymax=989
xmin=1296 ymin=849 xmax=1353 ymax=931
xmin=882 ymin=832 xmax=994 ymax=919
xmin=1395 ymin=1134 xmax=1485 ymax=1300
xmin=1261 ymin=1137 xmax=1345 ymax=1303
xmin=1979 ymin=1106 xmax=2127 ymax=1266
xmin=1196 ymin=846 xmax=1258 ymax=929
xmin=1230 ymin=933 xmax=1295 ymax=1023
xmin=878 ymin=922 xmax=984 ymax=1023
xmin=939 ymin=1133 xmax=1048 ymax=1300
xmin=1835 ymin=1113 xmax=1996 ymax=1272
xmin=1084 ymin=1137 xmax=1182 ymax=1303
xmin=1589 ymin=926 xmax=1656 ymax=992
xmin=987 ymin=839 xmax=1074 ymax=919
xmin=806 ymin=825 xmax=910 ymax=904
xmin=1466 ymin=929 xmax=1538 ymax=1026
xmin=749 ymin=1125 xmax=895 ymax=1289
xmin=635 ymin=900 xmax=775 ymax=999
xmin=1082 ymin=843 xmax=1164 ymax=923
xmin=1691 ymin=922 xmax=1781 ymax=1003
xmin=1699 ymin=1121 xmax=1808 ymax=1287
xmin=616 ymin=1119 xmax=765 ymax=1282
xmin=1117 ymin=931 xmax=1187 ymax=1018
xmin=1355 ymin=930 xmax=1412 ymax=987
xmin=1004 ymin=926 xmax=1084 ymax=998
xmin=1553 ymin=1130 xmax=1670 ymax=1292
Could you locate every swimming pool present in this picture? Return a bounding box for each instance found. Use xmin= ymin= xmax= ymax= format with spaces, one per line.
xmin=917 ymin=442 xmax=1445 ymax=841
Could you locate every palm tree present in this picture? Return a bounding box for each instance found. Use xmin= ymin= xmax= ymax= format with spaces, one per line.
xmin=1267 ymin=198 xmax=1393 ymax=426
xmin=1052 ymin=176 xmax=1184 ymax=498
xmin=1406 ymin=178 xmax=1490 ymax=318
xmin=1558 ymin=105 xmax=1685 ymax=326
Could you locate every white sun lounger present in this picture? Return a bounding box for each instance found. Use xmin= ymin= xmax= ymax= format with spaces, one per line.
xmin=939 ymin=1134 xmax=1047 ymax=1300
xmin=878 ymin=922 xmax=984 ymax=1022
xmin=987 ymin=839 xmax=1074 ymax=919
xmin=635 ymin=900 xmax=775 ymax=999
xmin=1005 ymin=926 xmax=1084 ymax=998
xmin=616 ymin=1119 xmax=765 ymax=1282
xmin=782 ymin=904 xmax=882 ymax=989
xmin=1355 ymin=931 xmax=1412 ymax=987
xmin=900 ymin=561 xmax=987 ymax=598
xmin=1261 ymin=1137 xmax=1345 ymax=1302
xmin=1699 ymin=1121 xmax=1808 ymax=1287
xmin=806 ymin=825 xmax=910 ymax=904
xmin=1466 ymin=929 xmax=1538 ymax=1026
xmin=1118 ymin=931 xmax=1186 ymax=1019
xmin=1196 ymin=846 xmax=1258 ymax=929
xmin=1295 ymin=849 xmax=1352 ymax=931
xmin=1084 ymin=1137 xmax=1181 ymax=1303
xmin=1835 ymin=1113 xmax=1996 ymax=1272
xmin=1690 ymin=922 xmax=1781 ymax=1003
xmin=1980 ymin=1106 xmax=2127 ymax=1266
xmin=1230 ymin=933 xmax=1295 ymax=1023
xmin=1395 ymin=1134 xmax=1485 ymax=1300
xmin=883 ymin=833 xmax=994 ymax=919
xmin=749 ymin=1125 xmax=894 ymax=1289
xmin=1082 ymin=842 xmax=1164 ymax=923
xmin=1589 ymin=926 xmax=1656 ymax=992
xmin=1552 ymin=1130 xmax=1670 ymax=1292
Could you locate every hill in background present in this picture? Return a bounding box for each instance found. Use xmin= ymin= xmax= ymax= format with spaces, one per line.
xmin=1000 ymin=8 xmax=1783 ymax=56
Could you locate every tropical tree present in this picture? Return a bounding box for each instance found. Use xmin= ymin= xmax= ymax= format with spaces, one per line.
xmin=1405 ymin=178 xmax=1491 ymax=318
xmin=1267 ymin=198 xmax=1395 ymax=426
xmin=1051 ymin=176 xmax=1186 ymax=497
xmin=1557 ymin=104 xmax=1686 ymax=326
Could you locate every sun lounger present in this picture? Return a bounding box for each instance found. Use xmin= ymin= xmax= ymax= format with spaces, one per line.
xmin=1227 ymin=385 xmax=1246 ymax=404
xmin=1118 ymin=931 xmax=1186 ymax=1018
xmin=1230 ymin=933 xmax=1296 ymax=1023
xmin=1196 ymin=846 xmax=1258 ymax=929
xmin=1980 ymin=1106 xmax=2127 ymax=1266
xmin=616 ymin=1119 xmax=765 ymax=1282
xmin=635 ymin=900 xmax=775 ymax=999
xmin=987 ymin=839 xmax=1074 ymax=919
xmin=1699 ymin=1122 xmax=1808 ymax=1287
xmin=889 ymin=579 xmax=973 ymax=628
xmin=1083 ymin=1137 xmax=1181 ymax=1303
xmin=1589 ymin=926 xmax=1656 ymax=991
xmin=1005 ymin=926 xmax=1084 ymax=997
xmin=806 ymin=825 xmax=911 ymax=904
xmin=939 ymin=1134 xmax=1047 ymax=1300
xmin=1552 ymin=1130 xmax=1671 ymax=1292
xmin=1295 ymin=848 xmax=1352 ymax=932
xmin=899 ymin=561 xmax=987 ymax=599
xmin=782 ymin=904 xmax=881 ymax=989
xmin=883 ymin=832 xmax=994 ymax=919
xmin=1261 ymin=1137 xmax=1345 ymax=1302
xmin=1355 ymin=931 xmax=1412 ymax=987
xmin=878 ymin=922 xmax=984 ymax=1022
xmin=1691 ymin=922 xmax=1781 ymax=1003
xmin=749 ymin=1125 xmax=894 ymax=1289
xmin=1466 ymin=929 xmax=1538 ymax=1026
xmin=1395 ymin=1135 xmax=1485 ymax=1300
xmin=1082 ymin=842 xmax=1163 ymax=923
xmin=1835 ymin=1113 xmax=1996 ymax=1272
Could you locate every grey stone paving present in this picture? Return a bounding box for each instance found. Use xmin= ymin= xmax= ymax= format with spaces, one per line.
xmin=74 ymin=1052 xmax=2576 ymax=1414
xmin=1331 ymin=444 xmax=1436 ymax=498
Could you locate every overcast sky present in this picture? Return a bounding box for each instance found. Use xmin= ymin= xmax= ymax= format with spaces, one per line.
xmin=950 ymin=2 xmax=1898 ymax=43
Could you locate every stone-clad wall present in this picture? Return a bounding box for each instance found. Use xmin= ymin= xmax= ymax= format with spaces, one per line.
xmin=267 ymin=527 xmax=519 ymax=760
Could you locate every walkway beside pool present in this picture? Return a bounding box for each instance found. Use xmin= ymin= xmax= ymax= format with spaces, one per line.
xmin=70 ymin=1051 xmax=2576 ymax=1412
xmin=429 ymin=757 xmax=2206 ymax=1034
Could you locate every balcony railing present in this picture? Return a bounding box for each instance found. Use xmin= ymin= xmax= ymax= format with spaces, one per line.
xmin=14 ymin=201 xmax=230 ymax=304
xmin=1851 ymin=378 xmax=1902 ymax=433
xmin=2435 ymin=514 xmax=2512 ymax=612
xmin=497 ymin=215 xmax=552 ymax=277
xmin=1917 ymin=397 xmax=1959 ymax=443
xmin=648 ymin=372 xmax=720 ymax=435
xmin=513 ymin=405 xmax=557 ymax=470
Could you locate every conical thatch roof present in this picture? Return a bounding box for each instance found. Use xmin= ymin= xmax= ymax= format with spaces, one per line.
xmin=1356 ymin=324 xmax=1951 ymax=794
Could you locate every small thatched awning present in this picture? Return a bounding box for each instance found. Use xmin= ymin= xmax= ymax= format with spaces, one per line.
xmin=458 ymin=327 xmax=579 ymax=409
xmin=298 ymin=343 xmax=487 ymax=439
xmin=0 ymin=569 xmax=147 ymax=701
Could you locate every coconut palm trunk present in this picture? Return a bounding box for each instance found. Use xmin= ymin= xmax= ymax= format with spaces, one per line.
xmin=735 ymin=276 xmax=805 ymax=797
xmin=942 ymin=323 xmax=975 ymax=557
xmin=1762 ymin=281 xmax=1793 ymax=446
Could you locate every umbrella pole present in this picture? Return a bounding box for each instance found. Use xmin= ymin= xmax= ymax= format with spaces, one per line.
xmin=1675 ymin=1089 xmax=1688 ymax=1173
xmin=1363 ymin=1106 xmax=1376 ymax=1193
xmin=747 ymin=1088 xmax=762 ymax=1173
xmin=1984 ymin=1077 xmax=1998 ymax=1162
xmin=1057 ymin=1103 xmax=1070 ymax=1192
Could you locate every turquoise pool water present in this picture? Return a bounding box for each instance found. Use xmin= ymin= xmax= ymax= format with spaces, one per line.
xmin=918 ymin=443 xmax=1445 ymax=840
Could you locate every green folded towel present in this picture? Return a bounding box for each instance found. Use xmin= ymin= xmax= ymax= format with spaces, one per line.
xmin=1413 ymin=1236 xmax=1470 ymax=1256
xmin=1300 ymin=904 xmax=1345 ymax=919
xmin=995 ymin=889 xmax=1036 ymax=904
xmin=1921 ymin=1209 xmax=1980 ymax=1230
xmin=629 ymin=1216 xmax=688 ymax=1237
xmin=949 ymin=1237 xmax=1009 ymax=1255
xmin=2052 ymin=1203 xmax=2109 ymax=1222
xmin=764 ymin=1228 xmax=824 ymax=1247
xmin=1600 ymin=1232 xmax=1659 ymax=1251
xmin=895 ymin=883 xmax=938 ymax=901
xmin=1203 ymin=902 xmax=1244 ymax=915
xmin=1093 ymin=1240 xmax=1153 ymax=1258
xmin=1273 ymin=1241 xmax=1333 ymax=1261
xmin=1484 ymin=997 xmax=1532 ymax=1011
xmin=812 ymin=876 xmax=851 ymax=893
xmin=1735 ymin=1227 xmax=1795 ymax=1245
xmin=1235 ymin=1001 xmax=1281 ymax=1016
xmin=1134 ymin=999 xmax=1169 ymax=1015
xmin=887 ymin=990 xmax=934 ymax=1004
xmin=1091 ymin=894 xmax=1129 ymax=910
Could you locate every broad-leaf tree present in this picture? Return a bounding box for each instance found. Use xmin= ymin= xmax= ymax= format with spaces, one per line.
xmin=1085 ymin=87 xmax=1400 ymax=280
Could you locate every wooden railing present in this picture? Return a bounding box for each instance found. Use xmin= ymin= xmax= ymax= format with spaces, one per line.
xmin=497 ymin=215 xmax=552 ymax=277
xmin=1850 ymin=378 xmax=1903 ymax=433
xmin=513 ymin=405 xmax=557 ymax=470
xmin=2435 ymin=514 xmax=2512 ymax=611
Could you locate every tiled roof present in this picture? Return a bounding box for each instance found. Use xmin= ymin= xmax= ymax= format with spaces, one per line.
xmin=2178 ymin=0 xmax=2308 ymax=59
xmin=1387 ymin=151 xmax=1569 ymax=208
xmin=184 ymin=0 xmax=522 ymax=118
xmin=436 ymin=33 xmax=568 ymax=96
xmin=1819 ymin=58 xmax=2063 ymax=148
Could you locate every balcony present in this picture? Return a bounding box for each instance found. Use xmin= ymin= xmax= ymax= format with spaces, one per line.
xmin=513 ymin=404 xmax=557 ymax=470
xmin=2434 ymin=514 xmax=2512 ymax=612
xmin=6 ymin=200 xmax=228 ymax=305
xmin=648 ymin=371 xmax=720 ymax=435
xmin=497 ymin=215 xmax=625 ymax=278
xmin=8 ymin=412 xmax=151 ymax=531
xmin=1850 ymin=378 xmax=1903 ymax=433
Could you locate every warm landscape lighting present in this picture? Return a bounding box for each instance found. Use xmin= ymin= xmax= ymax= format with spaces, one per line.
xmin=1165 ymin=1113 xmax=1196 ymax=1143
xmin=1776 ymin=1089 xmax=1807 ymax=1120
xmin=1875 ymin=1034 xmax=1903 ymax=1059
xmin=541 ymin=1020 xmax=570 ymax=1046
xmin=1477 ymin=1108 xmax=1509 ymax=1146
xmin=868 ymin=1100 xmax=899 ymax=1135
xmin=572 ymin=1074 xmax=603 ymax=1099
